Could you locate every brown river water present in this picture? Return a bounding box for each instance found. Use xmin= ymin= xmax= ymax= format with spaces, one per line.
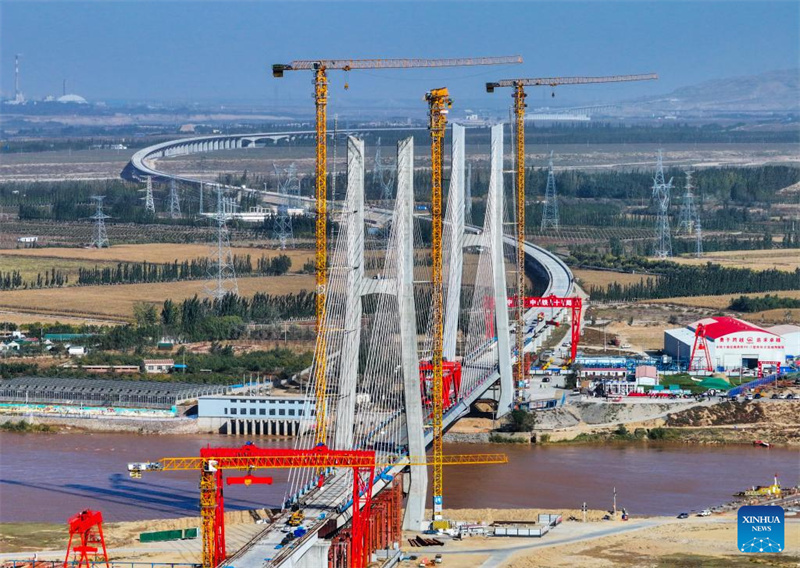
xmin=0 ymin=432 xmax=797 ymax=523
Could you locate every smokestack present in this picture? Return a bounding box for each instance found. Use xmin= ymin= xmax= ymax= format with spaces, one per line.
xmin=14 ymin=54 xmax=20 ymax=98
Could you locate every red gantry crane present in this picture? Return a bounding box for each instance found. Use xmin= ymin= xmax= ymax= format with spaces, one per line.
xmin=689 ymin=323 xmax=713 ymax=373
xmin=129 ymin=443 xmax=506 ymax=568
xmin=63 ymin=510 xmax=109 ymax=568
xmin=271 ymin=56 xmax=522 ymax=447
xmin=486 ymin=73 xmax=658 ymax=401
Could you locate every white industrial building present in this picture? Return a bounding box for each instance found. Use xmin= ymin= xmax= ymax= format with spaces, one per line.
xmin=664 ymin=316 xmax=788 ymax=371
xmin=766 ymin=325 xmax=800 ymax=359
xmin=197 ymin=394 xmax=314 ymax=436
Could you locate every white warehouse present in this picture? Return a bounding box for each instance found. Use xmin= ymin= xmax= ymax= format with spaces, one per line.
xmin=664 ymin=316 xmax=788 ymax=371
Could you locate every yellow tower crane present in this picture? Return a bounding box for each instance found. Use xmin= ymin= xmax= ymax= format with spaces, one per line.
xmin=425 ymin=87 xmax=452 ymax=529
xmin=485 ymin=73 xmax=658 ymax=404
xmin=271 ymin=56 xmax=522 ymax=446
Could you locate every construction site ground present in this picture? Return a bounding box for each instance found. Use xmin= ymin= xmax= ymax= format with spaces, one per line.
xmin=404 ymin=514 xmax=800 ymax=568
xmin=5 ymin=511 xmax=797 ymax=568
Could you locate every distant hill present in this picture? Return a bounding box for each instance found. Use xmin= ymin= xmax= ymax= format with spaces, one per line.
xmin=627 ymin=69 xmax=799 ymax=114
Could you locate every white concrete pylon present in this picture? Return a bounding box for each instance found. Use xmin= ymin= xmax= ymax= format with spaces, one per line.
xmin=443 ymin=124 xmax=465 ymax=361
xmin=489 ymin=124 xmax=514 ymax=415
xmin=333 ymin=136 xmax=365 ymax=450
xmin=397 ymin=136 xmax=428 ymax=531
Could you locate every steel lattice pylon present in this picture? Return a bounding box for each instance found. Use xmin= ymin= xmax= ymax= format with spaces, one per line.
xmin=272 ymin=163 xmax=298 ymax=249
xmin=143 ymin=176 xmax=155 ymax=213
xmin=90 ymin=195 xmax=110 ymax=248
xmin=677 ymin=170 xmax=703 ymax=257
xmin=372 ymin=137 xmax=396 ymax=202
xmin=677 ymin=170 xmax=696 ymax=234
xmin=652 ymin=150 xmax=673 ymax=258
xmin=541 ymin=151 xmax=560 ymax=231
xmin=168 ymin=179 xmax=182 ymax=219
xmin=205 ymin=184 xmax=238 ymax=300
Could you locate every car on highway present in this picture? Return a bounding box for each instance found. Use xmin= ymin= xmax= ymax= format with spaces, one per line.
xmin=677 ymin=512 xmax=689 ymax=519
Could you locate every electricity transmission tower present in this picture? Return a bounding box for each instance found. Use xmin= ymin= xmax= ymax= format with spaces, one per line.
xmin=541 ymin=151 xmax=560 ymax=231
xmin=465 ymin=161 xmax=473 ymax=226
xmin=143 ymin=176 xmax=155 ymax=213
xmin=676 ymin=170 xmax=703 ymax=258
xmin=198 ymin=182 xmax=204 ymax=215
xmin=168 ymin=179 xmax=181 ymax=219
xmin=652 ymin=150 xmax=673 ymax=258
xmin=372 ymin=137 xmax=396 ymax=202
xmin=206 ymin=184 xmax=238 ymax=300
xmin=677 ymin=170 xmax=697 ymax=234
xmin=90 ymin=196 xmax=110 ymax=248
xmin=272 ymin=163 xmax=298 ymax=249
xmin=694 ymin=208 xmax=703 ymax=258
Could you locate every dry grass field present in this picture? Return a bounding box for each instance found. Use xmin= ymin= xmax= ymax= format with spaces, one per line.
xmin=0 ymin=274 xmax=314 ymax=323
xmin=667 ymin=248 xmax=800 ymax=272
xmin=0 ymin=253 xmax=117 ymax=282
xmin=573 ymin=269 xmax=657 ymax=289
xmin=1 ymin=244 xmax=314 ymax=267
xmin=650 ymin=288 xmax=800 ymax=309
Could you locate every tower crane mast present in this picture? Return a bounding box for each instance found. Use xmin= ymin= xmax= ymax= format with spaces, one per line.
xmin=425 ymin=87 xmax=452 ymax=530
xmin=486 ymin=73 xmax=658 ymax=404
xmin=271 ymin=55 xmax=522 ymax=446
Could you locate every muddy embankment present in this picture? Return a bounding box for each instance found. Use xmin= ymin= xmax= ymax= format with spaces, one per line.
xmin=447 ymin=400 xmax=800 ymax=445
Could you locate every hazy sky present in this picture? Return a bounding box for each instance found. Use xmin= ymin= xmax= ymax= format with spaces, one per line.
xmin=1 ymin=1 xmax=798 ymax=110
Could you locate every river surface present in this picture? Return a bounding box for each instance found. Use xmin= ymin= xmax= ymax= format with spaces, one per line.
xmin=1 ymin=432 xmax=797 ymax=523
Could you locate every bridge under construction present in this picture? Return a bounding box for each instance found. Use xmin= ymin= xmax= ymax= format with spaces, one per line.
xmin=126 ymin=121 xmax=577 ymax=568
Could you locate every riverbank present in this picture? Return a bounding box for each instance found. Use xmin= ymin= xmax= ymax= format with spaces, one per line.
xmin=445 ymin=399 xmax=800 ymax=447
xmin=0 ymin=415 xmax=209 ymax=435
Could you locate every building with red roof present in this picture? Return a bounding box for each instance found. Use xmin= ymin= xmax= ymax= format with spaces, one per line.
xmin=664 ymin=316 xmax=785 ymax=371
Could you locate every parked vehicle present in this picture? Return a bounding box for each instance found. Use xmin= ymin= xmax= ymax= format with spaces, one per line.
xmin=698 ymin=509 xmax=712 ymax=517
xmin=677 ymin=512 xmax=689 ymax=519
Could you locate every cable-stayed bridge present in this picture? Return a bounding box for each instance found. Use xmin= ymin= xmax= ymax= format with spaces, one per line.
xmin=123 ymin=125 xmax=575 ymax=568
